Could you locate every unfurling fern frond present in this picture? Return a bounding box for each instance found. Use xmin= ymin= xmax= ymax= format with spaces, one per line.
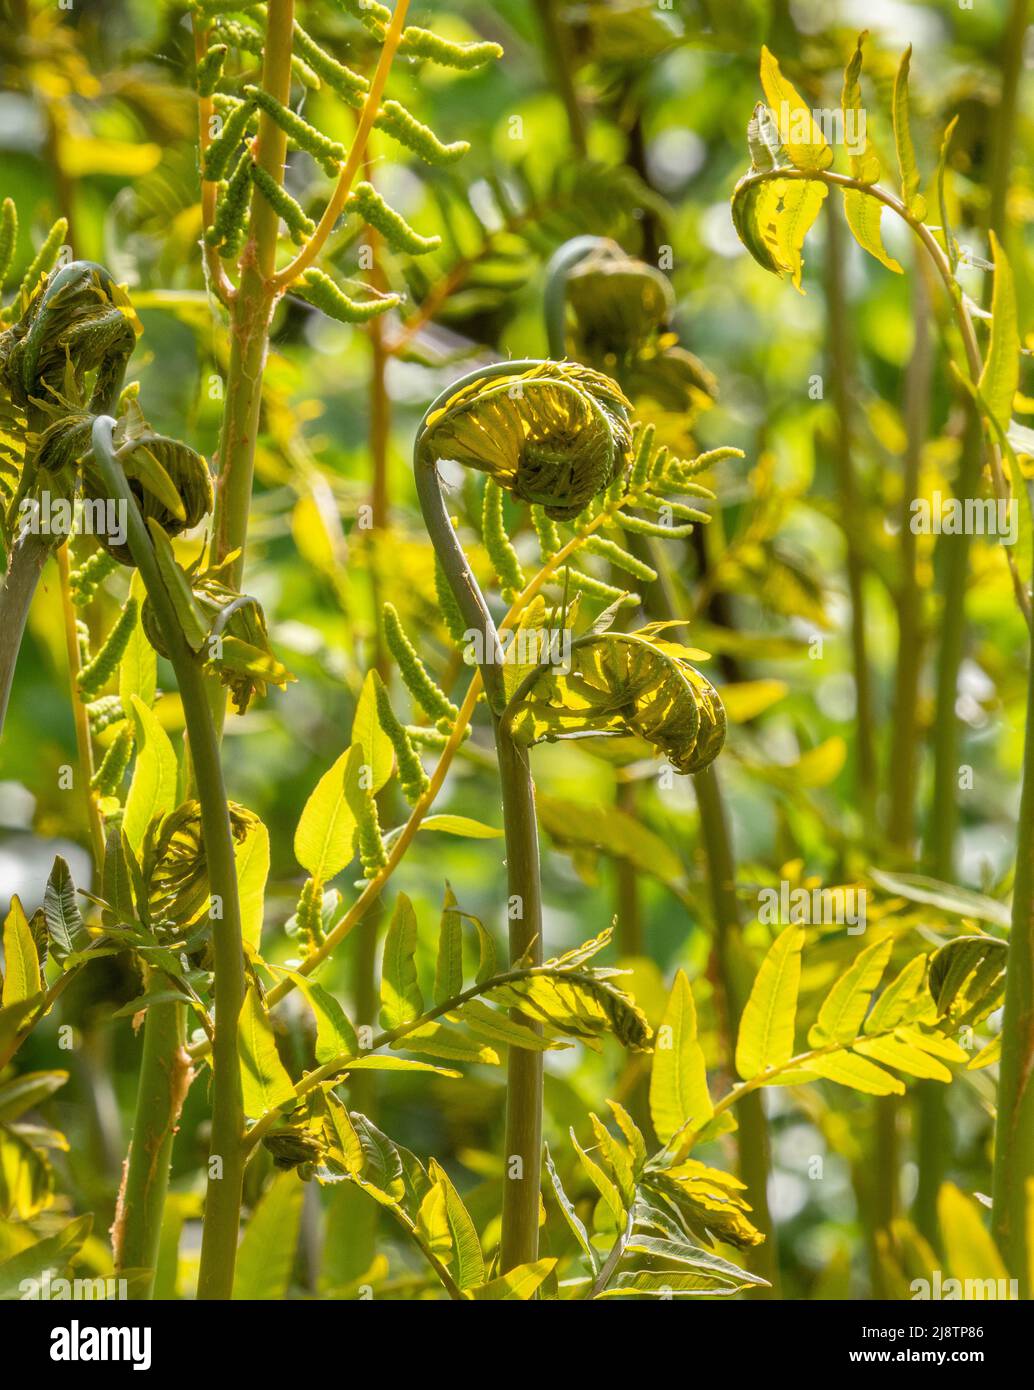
xmin=506 ymin=630 xmax=727 ymax=775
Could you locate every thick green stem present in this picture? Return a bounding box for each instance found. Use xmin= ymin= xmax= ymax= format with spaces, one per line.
xmin=414 ymin=437 xmax=544 ymax=1273
xmin=992 ymin=544 xmax=1034 ymax=1290
xmin=91 ymin=417 xmax=246 ymax=1301
xmin=825 ymin=201 xmax=876 ymax=828
xmin=113 ymin=979 xmax=190 ymax=1299
xmin=694 ymin=763 xmax=778 ymax=1296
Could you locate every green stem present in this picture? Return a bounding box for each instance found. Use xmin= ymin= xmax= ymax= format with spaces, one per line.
xmin=91 ymin=417 xmax=246 ymax=1301
xmin=414 ymin=435 xmax=544 ymax=1273
xmin=113 ymin=977 xmax=189 ymax=1299
xmin=991 ymin=546 xmax=1034 ymax=1293
xmin=531 ymin=0 xmax=587 ymax=157
xmin=694 ymin=762 xmax=778 ymax=1296
xmin=0 ymin=532 xmax=50 ymax=740
xmin=825 ymin=199 xmax=876 ymax=828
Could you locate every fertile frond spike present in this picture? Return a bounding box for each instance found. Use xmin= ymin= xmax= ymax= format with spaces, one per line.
xmin=638 ymin=494 xmax=711 ymax=524
xmin=435 ymin=552 xmax=467 ymax=645
xmin=244 ymin=86 xmax=347 ymax=176
xmin=91 ymin=724 xmax=133 ymax=796
xmin=77 ymin=598 xmax=138 ymax=700
xmin=529 ymin=504 xmax=561 ymax=560
xmin=292 ymin=22 xmax=369 ymax=106
xmin=203 ymin=96 xmax=256 ymax=181
xmin=674 ymin=446 xmax=744 ymax=477
xmin=345 ymin=182 xmax=441 ymax=256
xmin=350 ymin=780 xmax=388 ymax=879
xmin=69 ymin=548 xmax=118 ymax=606
xmin=399 ymin=27 xmax=503 ymax=70
xmin=295 ymin=875 xmax=326 ymax=949
xmin=85 ymin=695 xmax=125 ymax=734
xmin=0 ymin=198 xmax=17 ymax=287
xmin=17 ymin=218 xmax=68 ymax=304
xmin=375 ymin=101 xmax=469 ymax=165
xmin=618 ymin=512 xmax=699 ymax=540
xmin=382 ymin=602 xmax=459 ymax=722
xmin=372 ymin=671 xmax=430 ymax=804
xmin=566 ymin=569 xmax=639 ymax=606
xmin=482 ymin=477 xmax=525 ymax=599
xmin=630 ymin=422 xmax=656 ymax=489
xmin=196 ymin=43 xmax=227 ymax=97
xmin=205 ymin=151 xmax=252 ymax=257
xmin=212 ymin=19 xmax=319 ymax=88
xmin=331 ymin=0 xmax=390 ymax=35
xmin=250 ymin=165 xmax=315 ymax=244
xmin=296 ymin=268 xmax=400 ymax=324
xmin=584 ymin=535 xmax=657 ymax=582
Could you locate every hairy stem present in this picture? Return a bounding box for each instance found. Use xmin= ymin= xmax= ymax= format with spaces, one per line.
xmin=91 ymin=417 xmax=246 ymax=1301
xmin=113 ymin=976 xmax=190 ymax=1299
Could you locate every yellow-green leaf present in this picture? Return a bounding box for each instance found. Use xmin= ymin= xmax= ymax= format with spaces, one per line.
xmin=293 ymin=747 xmax=357 ymax=881
xmin=380 ymin=893 xmax=423 ymax=1028
xmin=755 ymin=177 xmax=828 ymax=292
xmin=2 ymin=897 xmax=41 ymax=1006
xmin=351 ymin=670 xmax=394 ymax=795
xmin=469 ymin=1258 xmax=557 ymax=1300
xmin=978 ymin=231 xmax=1019 ymax=431
xmin=841 ymin=32 xmax=881 ymax=183
xmin=238 ymin=986 xmax=295 ymax=1119
xmin=854 ymin=1033 xmax=952 ymax=1082
xmin=892 ymin=46 xmax=926 ymax=219
xmin=232 ymin=1172 xmax=304 ymax=1299
xmin=808 ymin=1050 xmax=904 ymax=1095
xmin=119 ymin=573 xmax=156 ymax=712
xmin=122 ymin=695 xmax=178 ymax=853
xmin=760 ymin=46 xmax=833 ymax=171
xmin=809 ymin=937 xmax=892 ymax=1045
xmin=419 ymin=815 xmax=503 ymax=838
xmin=842 ymin=188 xmax=902 ymax=273
xmin=938 ymin=1183 xmax=1008 ymax=1282
xmin=865 ymin=955 xmax=928 ymax=1033
xmin=235 ymin=819 xmax=270 ymax=952
xmin=649 ymin=970 xmax=713 ymax=1142
xmin=428 ymin=1159 xmax=485 ymax=1288
xmin=735 ymin=925 xmax=804 ymax=1079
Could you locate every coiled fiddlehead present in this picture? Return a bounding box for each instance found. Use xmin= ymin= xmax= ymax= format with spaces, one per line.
xmin=419 ymin=360 xmax=634 ymax=522
xmin=505 ymin=629 xmax=727 ymax=776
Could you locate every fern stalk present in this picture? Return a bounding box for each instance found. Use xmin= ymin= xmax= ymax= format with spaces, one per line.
xmin=91 ymin=417 xmax=246 ymax=1301
xmin=414 ymin=424 xmax=545 ymax=1273
xmin=55 ymin=544 xmax=106 ymax=870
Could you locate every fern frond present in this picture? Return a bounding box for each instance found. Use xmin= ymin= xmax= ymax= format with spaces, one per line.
xmin=77 ymin=599 xmax=138 ymax=700
xmin=292 ymin=22 xmax=370 ymax=104
xmin=482 ymin=478 xmax=524 ymax=600
xmin=203 ymin=95 xmax=256 ymax=181
xmin=345 ymin=182 xmax=441 ymax=255
xmin=398 ymin=27 xmax=502 ymax=70
xmin=244 ymin=86 xmax=346 ymax=176
xmin=91 ymin=724 xmax=133 ymax=795
xmin=70 ymin=549 xmax=118 ymax=607
xmin=86 ymin=695 xmax=126 ymax=735
xmin=375 ymin=101 xmax=469 ymax=165
xmin=0 ymin=198 xmax=18 ymax=288
xmin=296 ymin=269 xmax=400 ymax=323
xmin=382 ymin=602 xmax=458 ymax=723
xmin=250 ymin=165 xmax=315 ymax=244
xmin=583 ymin=535 xmax=657 ymax=582
xmin=373 ymin=672 xmax=430 ymax=804
xmin=17 ymin=218 xmax=68 ymax=304
xmin=205 ymin=151 xmax=252 ymax=256
xmin=196 ymin=43 xmax=227 ymax=97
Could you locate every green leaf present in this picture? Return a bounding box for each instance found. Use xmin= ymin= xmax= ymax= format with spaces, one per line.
xmin=456 ymin=998 xmax=563 ymax=1052
xmin=434 ymin=892 xmax=464 ymax=1005
xmin=842 ymin=188 xmax=902 ymax=273
xmin=0 ymin=1214 xmax=92 ymax=1299
xmin=119 ymin=573 xmax=157 ymax=712
xmin=865 ymin=955 xmax=929 ymax=1033
xmin=537 ymin=794 xmax=684 ymax=888
xmin=428 ymin=1159 xmax=485 ymax=1288
xmin=393 ymin=1023 xmax=497 ymax=1065
xmin=570 ymin=1127 xmax=625 ymax=1225
xmin=809 ymin=937 xmax=892 ymax=1045
xmin=122 ymin=695 xmax=178 ymax=854
xmin=238 ymin=986 xmax=295 ymax=1119
xmin=735 ymin=925 xmax=804 ymax=1079
xmin=232 ymin=1172 xmax=305 ymax=1300
xmin=841 ymin=32 xmax=881 ymax=182
xmin=469 ymin=1258 xmax=557 ymax=1300
xmin=351 ymin=670 xmax=394 ymax=795
xmin=938 ymin=1183 xmax=1008 ymax=1282
xmin=760 ymin=46 xmax=832 ymax=171
xmin=649 ymin=970 xmax=712 ymax=1143
xmin=808 ymin=1050 xmax=904 ymax=1095
xmin=280 ymin=971 xmax=358 ymax=1063
xmin=293 ymin=746 xmax=357 ymax=881
xmin=235 ymin=818 xmax=270 ymax=952
xmin=419 ymin=814 xmax=503 ymax=838
xmin=380 ymin=892 xmax=423 ymax=1028
xmin=43 ymin=856 xmax=88 ymax=961
xmin=731 ymin=176 xmax=827 ymax=293
xmin=544 ymin=1143 xmax=598 ymax=1272
xmin=978 ymin=231 xmax=1020 ymax=431
xmin=0 ymin=1070 xmax=68 ymax=1123
xmin=145 ymin=519 xmax=209 ymax=650
xmin=336 ymin=1055 xmax=461 ymax=1077
xmin=869 ymin=869 xmax=1011 ymax=929
xmin=892 ymin=46 xmax=926 ymax=219
xmin=2 ymin=897 xmax=41 ymax=1005
xmin=854 ymin=1033 xmax=952 ymax=1082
